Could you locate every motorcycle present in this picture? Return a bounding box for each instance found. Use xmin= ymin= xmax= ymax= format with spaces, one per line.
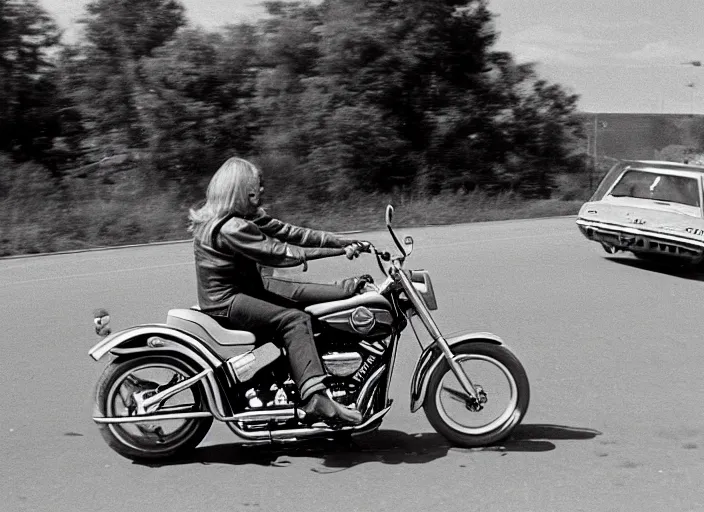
xmin=88 ymin=205 xmax=530 ymax=461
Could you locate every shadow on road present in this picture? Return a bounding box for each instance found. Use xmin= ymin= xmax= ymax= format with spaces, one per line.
xmin=605 ymin=255 xmax=704 ymax=281
xmin=498 ymin=423 xmax=602 ymax=453
xmin=137 ymin=424 xmax=601 ymax=470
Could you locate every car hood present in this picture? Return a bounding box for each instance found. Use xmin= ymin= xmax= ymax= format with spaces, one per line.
xmin=578 ymin=200 xmax=704 ymax=237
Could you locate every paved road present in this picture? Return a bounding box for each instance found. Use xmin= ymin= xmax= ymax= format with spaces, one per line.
xmin=1 ymin=217 xmax=703 ymax=512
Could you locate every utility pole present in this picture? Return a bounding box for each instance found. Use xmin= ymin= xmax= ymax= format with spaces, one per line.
xmin=586 ymin=129 xmax=592 ymax=191
xmin=682 ymin=61 xmax=702 ymax=115
xmin=592 ymin=114 xmax=599 ymax=191
xmin=687 ymin=82 xmax=696 ymax=115
xmin=593 ymin=114 xmax=598 ymax=161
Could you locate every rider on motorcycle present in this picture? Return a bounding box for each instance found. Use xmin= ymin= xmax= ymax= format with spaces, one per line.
xmin=188 ymin=157 xmax=367 ymax=426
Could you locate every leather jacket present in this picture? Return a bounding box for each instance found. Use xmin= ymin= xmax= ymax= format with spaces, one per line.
xmin=194 ymin=208 xmax=355 ymax=313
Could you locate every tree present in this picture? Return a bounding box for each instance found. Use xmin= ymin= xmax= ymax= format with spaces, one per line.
xmin=252 ymin=0 xmax=498 ymax=194
xmin=250 ymin=0 xmax=582 ymax=198
xmin=60 ymin=0 xmax=186 ymax=174
xmin=502 ymin=79 xmax=582 ymax=197
xmin=81 ymin=0 xmax=185 ymax=59
xmin=0 ymin=0 xmax=64 ymax=167
xmin=138 ymin=24 xmax=260 ymax=188
xmin=54 ymin=0 xmax=582 ymax=200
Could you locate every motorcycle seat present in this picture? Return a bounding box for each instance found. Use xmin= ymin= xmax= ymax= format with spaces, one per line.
xmin=167 ymin=309 xmax=256 ymax=346
xmin=305 ymin=291 xmax=392 ymax=317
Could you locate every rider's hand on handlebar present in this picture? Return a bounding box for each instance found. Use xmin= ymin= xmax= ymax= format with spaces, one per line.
xmin=344 ymin=244 xmax=362 ymax=260
xmin=344 ymin=242 xmax=371 ymax=260
xmin=356 ymin=241 xmax=372 ymax=253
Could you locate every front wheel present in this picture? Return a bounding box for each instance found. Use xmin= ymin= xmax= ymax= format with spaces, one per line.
xmin=423 ymin=342 xmax=529 ymax=448
xmin=93 ymin=355 xmax=213 ymax=461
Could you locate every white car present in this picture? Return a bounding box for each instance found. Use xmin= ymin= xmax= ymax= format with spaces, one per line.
xmin=577 ymin=160 xmax=704 ymax=265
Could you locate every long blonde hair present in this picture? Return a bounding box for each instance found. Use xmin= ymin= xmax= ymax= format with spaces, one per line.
xmin=189 ymin=157 xmax=260 ymax=244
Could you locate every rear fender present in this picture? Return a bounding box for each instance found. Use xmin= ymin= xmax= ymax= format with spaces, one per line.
xmin=88 ymin=324 xmax=231 ymax=418
xmin=409 ymin=332 xmax=504 ymax=413
xmin=89 ymin=324 xmax=225 ymax=368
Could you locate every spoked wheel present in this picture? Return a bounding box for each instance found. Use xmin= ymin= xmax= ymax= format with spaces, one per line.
xmin=93 ymin=355 xmax=213 ymax=461
xmin=423 ymin=342 xmax=529 ymax=448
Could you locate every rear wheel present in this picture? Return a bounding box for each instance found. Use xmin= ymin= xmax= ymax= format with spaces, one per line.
xmin=423 ymin=343 xmax=529 ymax=448
xmin=93 ymin=355 xmax=213 ymax=461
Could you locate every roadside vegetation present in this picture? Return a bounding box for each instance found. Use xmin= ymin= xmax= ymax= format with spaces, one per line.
xmin=1 ymin=0 xmax=610 ymax=256
xmin=0 ymin=168 xmax=585 ymax=256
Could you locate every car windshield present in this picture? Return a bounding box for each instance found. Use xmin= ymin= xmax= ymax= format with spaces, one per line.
xmin=608 ymin=170 xmax=701 ymax=207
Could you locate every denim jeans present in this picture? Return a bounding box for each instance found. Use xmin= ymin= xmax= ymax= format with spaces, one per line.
xmin=225 ymin=276 xmax=359 ymax=400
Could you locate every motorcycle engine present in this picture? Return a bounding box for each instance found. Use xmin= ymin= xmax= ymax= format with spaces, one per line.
xmin=320 ymin=340 xmax=387 ymax=406
xmin=241 ymin=339 xmax=388 ymax=410
xmin=322 ymin=352 xmax=364 ymax=377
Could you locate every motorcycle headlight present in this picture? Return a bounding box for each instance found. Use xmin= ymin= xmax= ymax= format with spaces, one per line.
xmin=410 ymin=270 xmax=438 ymax=310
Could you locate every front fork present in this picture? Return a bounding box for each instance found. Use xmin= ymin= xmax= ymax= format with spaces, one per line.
xmin=394 ymin=267 xmax=480 ymax=401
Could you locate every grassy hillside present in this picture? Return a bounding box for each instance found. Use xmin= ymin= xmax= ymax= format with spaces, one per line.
xmin=0 ymin=186 xmax=584 ymax=258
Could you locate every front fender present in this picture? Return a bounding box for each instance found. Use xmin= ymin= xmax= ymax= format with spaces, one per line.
xmin=88 ymin=324 xmax=222 ymax=369
xmin=409 ymin=332 xmax=504 ymax=413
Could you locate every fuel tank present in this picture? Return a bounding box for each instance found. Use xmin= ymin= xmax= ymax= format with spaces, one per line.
xmin=318 ymin=304 xmax=394 ymax=339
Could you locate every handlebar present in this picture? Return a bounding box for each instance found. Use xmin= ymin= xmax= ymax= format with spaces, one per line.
xmin=355 ymin=241 xmax=388 ymax=259
xmin=354 ymin=241 xmax=397 ymax=277
xmin=355 ymin=241 xmax=390 ymax=260
xmin=348 ymin=204 xmax=412 ymax=278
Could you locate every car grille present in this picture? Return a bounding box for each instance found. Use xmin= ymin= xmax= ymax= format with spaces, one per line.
xmin=636 ymin=238 xmax=699 ymax=257
xmin=578 ymin=224 xmax=704 ymax=260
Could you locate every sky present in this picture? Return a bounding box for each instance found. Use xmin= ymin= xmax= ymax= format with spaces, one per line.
xmin=38 ymin=0 xmax=704 ymax=114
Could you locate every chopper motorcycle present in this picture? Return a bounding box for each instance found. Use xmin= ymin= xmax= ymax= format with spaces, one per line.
xmin=89 ymin=205 xmax=530 ymax=461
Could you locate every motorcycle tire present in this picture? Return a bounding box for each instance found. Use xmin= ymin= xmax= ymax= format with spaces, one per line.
xmin=423 ymin=342 xmax=529 ymax=448
xmin=93 ymin=355 xmax=213 ymax=461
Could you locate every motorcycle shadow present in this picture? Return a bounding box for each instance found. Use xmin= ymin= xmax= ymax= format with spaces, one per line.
xmin=137 ymin=424 xmax=600 ymax=469
xmin=499 ymin=423 xmax=602 ymax=451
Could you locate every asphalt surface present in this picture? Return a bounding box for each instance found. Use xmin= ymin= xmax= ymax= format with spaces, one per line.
xmin=1 ymin=216 xmax=703 ymax=512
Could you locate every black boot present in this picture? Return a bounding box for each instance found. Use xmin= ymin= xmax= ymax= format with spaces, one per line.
xmin=299 ymin=392 xmax=363 ymax=427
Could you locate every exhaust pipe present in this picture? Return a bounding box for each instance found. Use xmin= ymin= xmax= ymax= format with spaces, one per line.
xmin=229 ymin=408 xmax=296 ymax=423
xmin=226 ymin=405 xmax=393 ymax=441
xmin=93 ymin=407 xmax=297 ymax=425
xmin=94 ymin=411 xmax=213 ymax=424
